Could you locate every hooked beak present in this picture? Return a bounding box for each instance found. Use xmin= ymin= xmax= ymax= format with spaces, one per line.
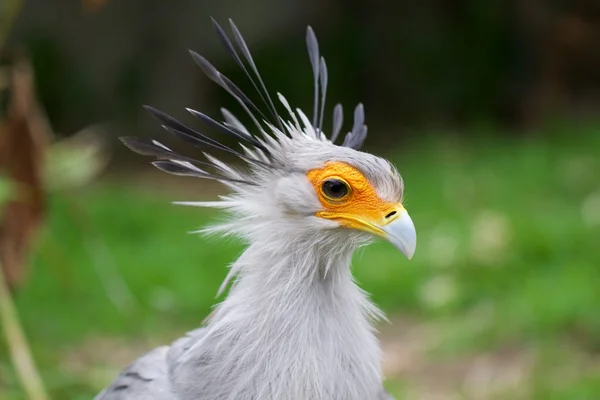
xmin=380 ymin=208 xmax=417 ymax=259
xmin=317 ymin=204 xmax=417 ymax=259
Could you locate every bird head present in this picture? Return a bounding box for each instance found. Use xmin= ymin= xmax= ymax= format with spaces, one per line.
xmin=121 ymin=19 xmax=416 ymax=260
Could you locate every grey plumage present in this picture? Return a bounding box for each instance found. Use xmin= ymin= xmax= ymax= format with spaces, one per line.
xmin=343 ymin=103 xmax=368 ymax=150
xmin=95 ymin=329 xmax=206 ymax=400
xmin=97 ymin=18 xmax=417 ymax=400
xmin=95 ymin=347 xmax=172 ymax=400
xmin=330 ymin=103 xmax=344 ymax=143
xmin=318 ymin=57 xmax=328 ymax=135
xmin=96 ymin=326 xmax=393 ymax=400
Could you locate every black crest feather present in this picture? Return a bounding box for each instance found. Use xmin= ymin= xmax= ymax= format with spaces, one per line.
xmin=122 ymin=19 xmax=369 ymax=184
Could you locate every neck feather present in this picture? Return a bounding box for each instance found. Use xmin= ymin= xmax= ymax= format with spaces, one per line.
xmin=173 ymin=232 xmax=385 ymax=400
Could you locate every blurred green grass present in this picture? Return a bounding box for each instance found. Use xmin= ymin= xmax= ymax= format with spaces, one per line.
xmin=2 ymin=123 xmax=600 ymax=399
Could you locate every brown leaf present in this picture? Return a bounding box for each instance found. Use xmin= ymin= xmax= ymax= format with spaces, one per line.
xmin=0 ymin=52 xmax=50 ymax=290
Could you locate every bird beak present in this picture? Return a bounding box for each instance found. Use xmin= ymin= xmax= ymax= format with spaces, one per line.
xmin=379 ymin=207 xmax=417 ymax=259
xmin=318 ymin=204 xmax=417 ymax=259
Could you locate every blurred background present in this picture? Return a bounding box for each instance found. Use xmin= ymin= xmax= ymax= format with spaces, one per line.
xmin=1 ymin=0 xmax=599 ymax=399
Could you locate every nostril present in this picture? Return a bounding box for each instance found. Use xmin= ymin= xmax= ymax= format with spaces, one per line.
xmin=385 ymin=211 xmax=397 ymax=219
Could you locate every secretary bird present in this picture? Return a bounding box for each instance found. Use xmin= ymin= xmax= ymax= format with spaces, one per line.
xmin=96 ymin=18 xmax=417 ymax=400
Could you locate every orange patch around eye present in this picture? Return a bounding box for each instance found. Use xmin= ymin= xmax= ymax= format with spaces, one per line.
xmin=306 ymin=161 xmax=396 ymax=223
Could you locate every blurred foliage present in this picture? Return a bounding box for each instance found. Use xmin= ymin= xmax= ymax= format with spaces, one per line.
xmin=0 ymin=120 xmax=599 ymax=398
xmin=25 ymin=37 xmax=96 ymax=134
xmin=45 ymin=126 xmax=110 ymax=191
xmin=11 ymin=0 xmax=600 ymax=139
xmin=0 ymin=175 xmax=14 ymax=205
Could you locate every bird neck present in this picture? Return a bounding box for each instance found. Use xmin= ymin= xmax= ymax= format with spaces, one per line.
xmin=177 ymin=234 xmax=385 ymax=399
xmin=216 ymin=233 xmax=384 ymax=325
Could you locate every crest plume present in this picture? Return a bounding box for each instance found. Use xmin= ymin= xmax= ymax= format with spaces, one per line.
xmin=122 ymin=19 xmax=369 ymax=186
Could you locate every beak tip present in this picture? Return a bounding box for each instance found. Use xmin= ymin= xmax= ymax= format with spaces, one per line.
xmin=383 ymin=210 xmax=417 ymax=261
xmin=403 ymin=240 xmax=416 ymax=260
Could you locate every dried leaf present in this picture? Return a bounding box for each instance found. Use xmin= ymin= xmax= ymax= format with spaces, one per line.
xmin=0 ymin=53 xmax=49 ymax=290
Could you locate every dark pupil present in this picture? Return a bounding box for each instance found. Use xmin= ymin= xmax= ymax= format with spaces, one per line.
xmin=323 ymin=179 xmax=348 ymax=199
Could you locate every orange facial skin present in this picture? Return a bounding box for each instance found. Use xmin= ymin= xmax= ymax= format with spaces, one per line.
xmin=306 ymin=161 xmax=404 ymax=234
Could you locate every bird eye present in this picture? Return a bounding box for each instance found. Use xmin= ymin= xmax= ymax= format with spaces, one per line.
xmin=321 ymin=178 xmax=350 ymax=201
